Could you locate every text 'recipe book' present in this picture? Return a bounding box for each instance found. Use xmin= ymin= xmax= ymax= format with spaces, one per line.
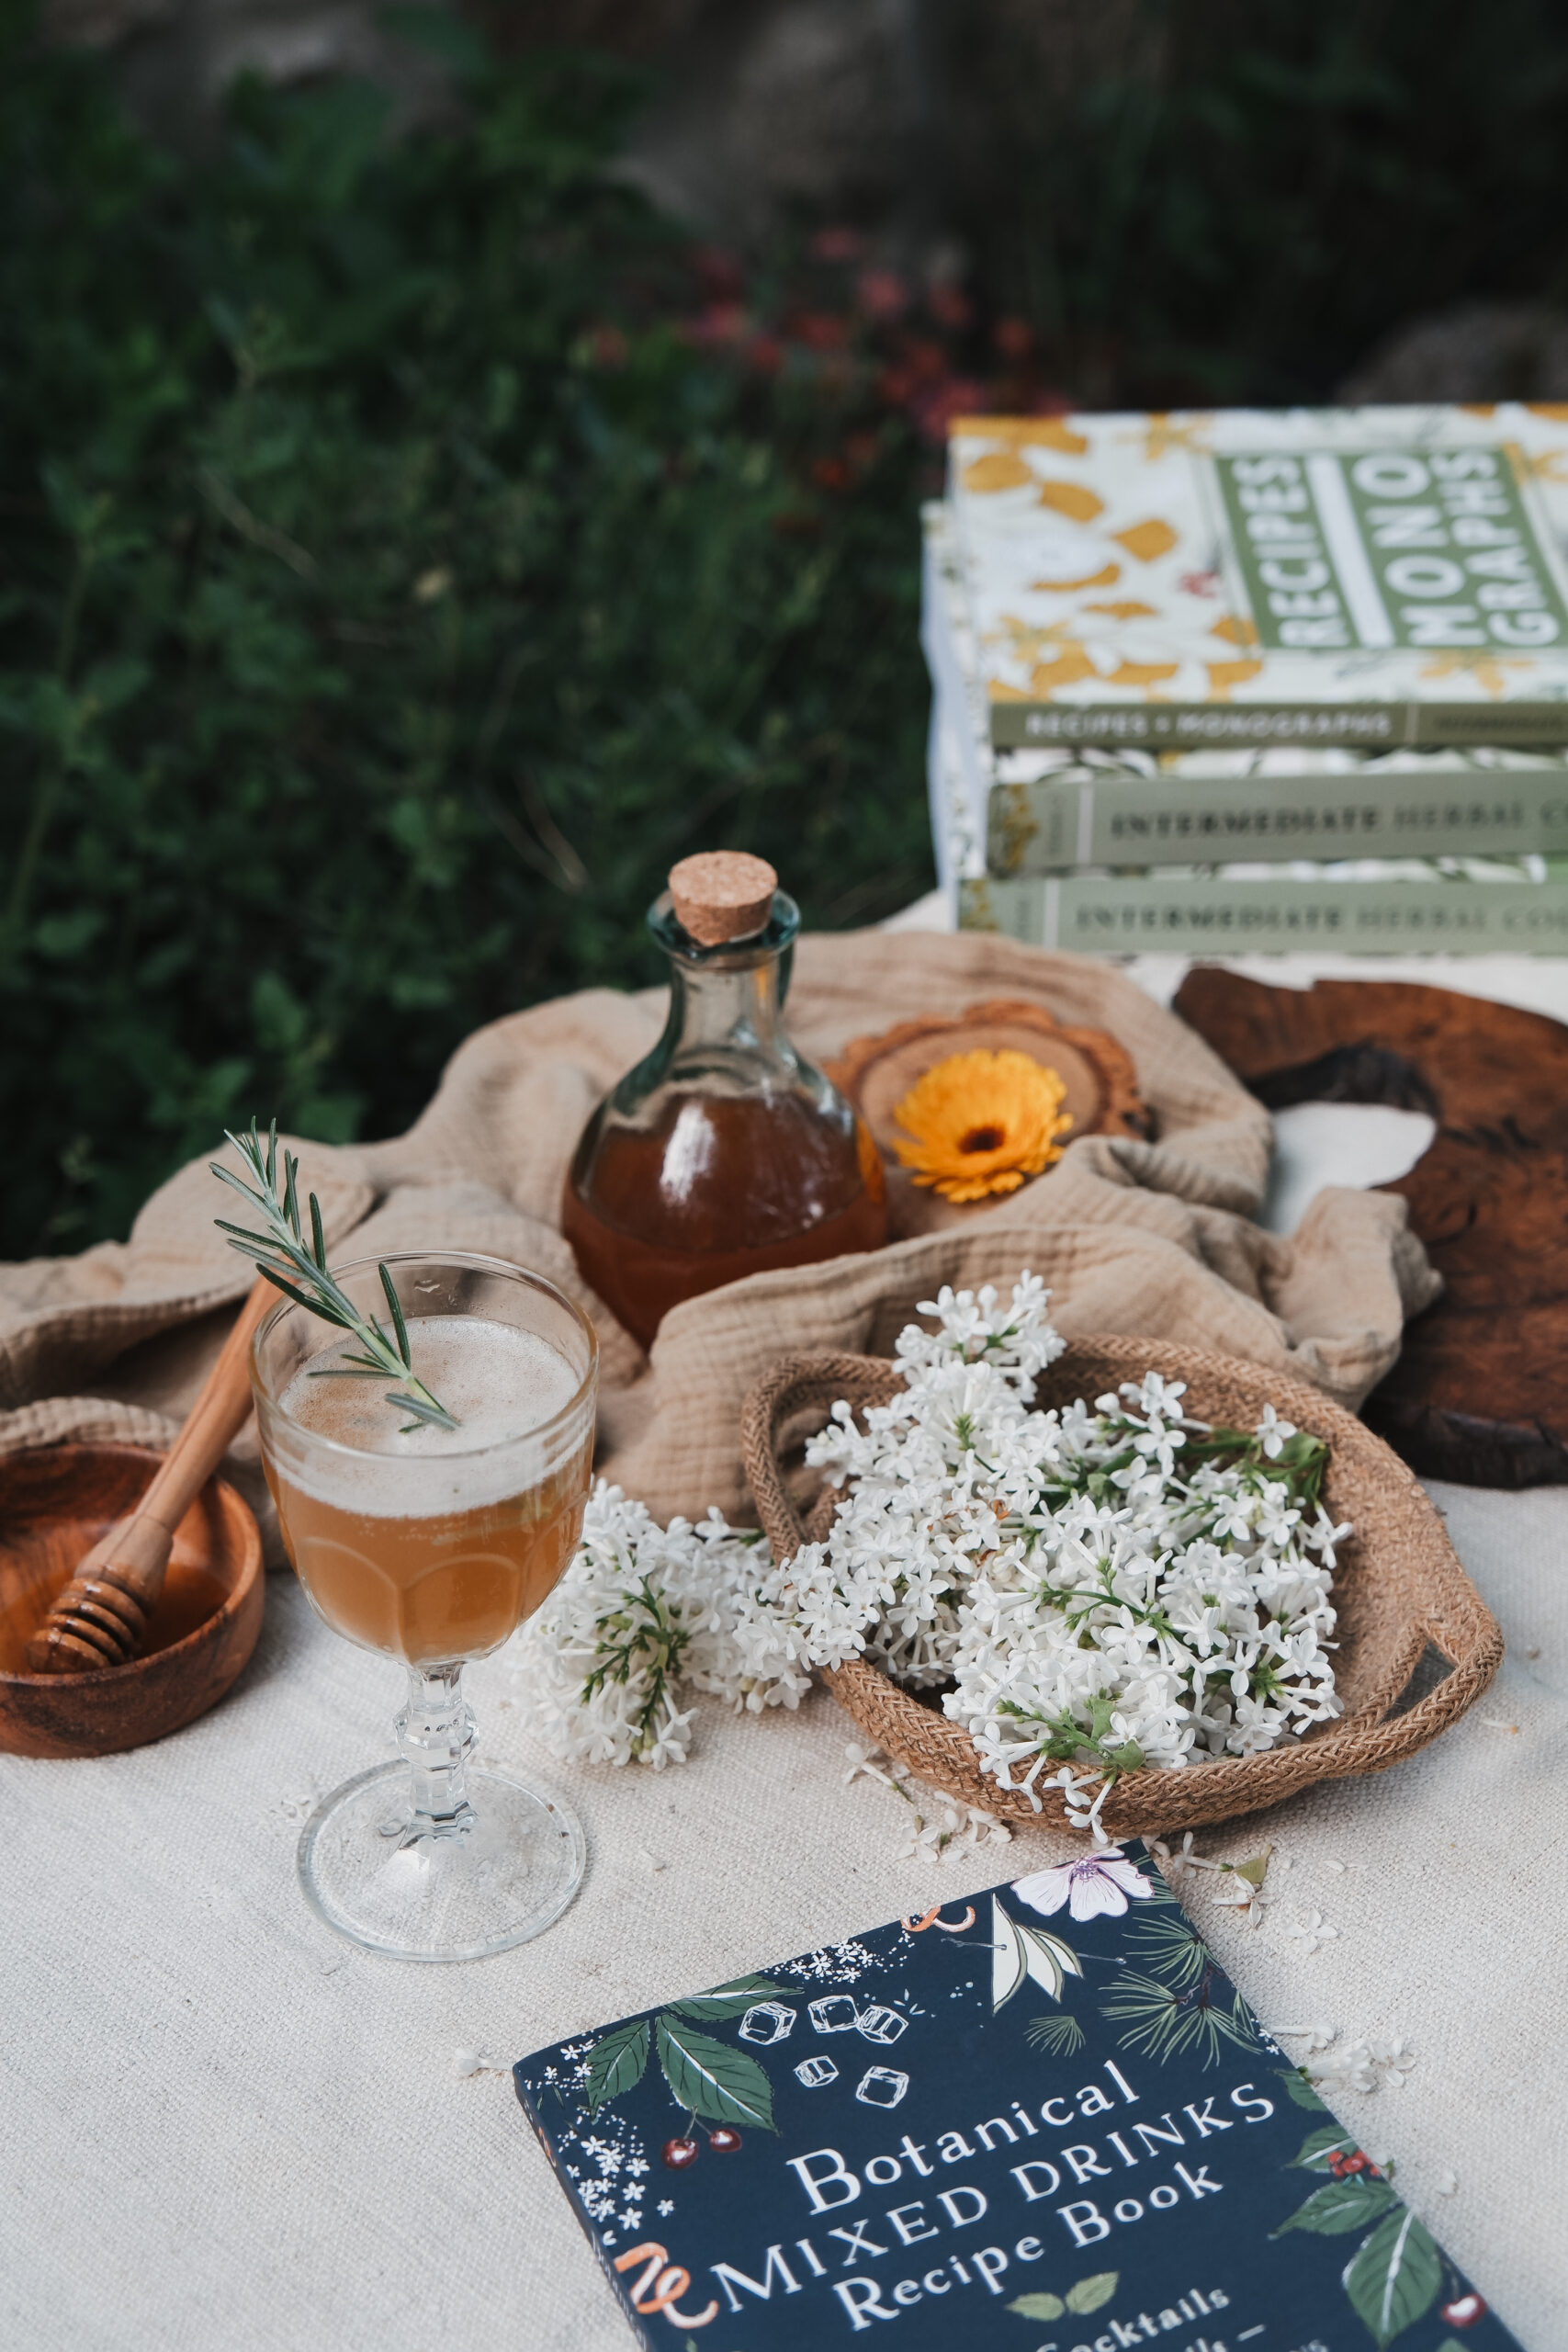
xmin=513 ymin=1847 xmax=1515 ymax=2351
xmin=948 ymin=405 xmax=1568 ymax=752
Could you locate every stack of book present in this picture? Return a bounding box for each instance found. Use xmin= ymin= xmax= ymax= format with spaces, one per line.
xmin=925 ymin=402 xmax=1568 ymax=955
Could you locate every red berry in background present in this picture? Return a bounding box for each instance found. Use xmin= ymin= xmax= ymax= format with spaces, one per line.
xmin=661 ymin=2136 xmax=699 ymax=2170
xmin=857 ymin=269 xmax=909 ymax=322
xmin=1440 ymin=2294 xmax=1487 ymax=2327
xmin=707 ymin=2127 xmax=742 ymax=2154
xmin=693 ymin=245 xmax=744 ymax=300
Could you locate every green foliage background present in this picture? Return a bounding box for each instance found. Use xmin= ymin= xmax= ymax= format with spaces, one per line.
xmin=0 ymin=8 xmax=936 ymax=1255
xmin=6 ymin=0 xmax=1568 ymax=1256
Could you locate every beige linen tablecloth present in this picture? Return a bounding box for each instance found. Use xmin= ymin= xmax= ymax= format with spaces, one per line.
xmin=1 ymin=1480 xmax=1562 ymax=2349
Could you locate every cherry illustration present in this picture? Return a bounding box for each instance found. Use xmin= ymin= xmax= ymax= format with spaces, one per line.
xmin=707 ymin=2127 xmax=742 ymax=2154
xmin=1440 ymin=2294 xmax=1487 ymax=2328
xmin=661 ymin=2136 xmax=699 ymax=2170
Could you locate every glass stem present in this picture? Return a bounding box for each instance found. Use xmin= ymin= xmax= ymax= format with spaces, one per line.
xmin=396 ymin=1663 xmax=477 ymax=1838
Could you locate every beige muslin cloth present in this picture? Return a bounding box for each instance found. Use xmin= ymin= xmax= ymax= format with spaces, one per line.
xmin=0 ymin=932 xmax=1438 ymax=1544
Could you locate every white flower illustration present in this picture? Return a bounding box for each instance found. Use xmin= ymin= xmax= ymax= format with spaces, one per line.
xmin=1012 ymin=1849 xmax=1154 ymax=1922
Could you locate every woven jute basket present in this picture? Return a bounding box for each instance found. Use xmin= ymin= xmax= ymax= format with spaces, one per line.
xmin=740 ymin=1339 xmax=1503 ymax=1838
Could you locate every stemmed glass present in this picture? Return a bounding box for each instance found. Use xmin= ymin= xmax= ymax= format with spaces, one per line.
xmin=251 ymin=1251 xmax=597 ymax=1962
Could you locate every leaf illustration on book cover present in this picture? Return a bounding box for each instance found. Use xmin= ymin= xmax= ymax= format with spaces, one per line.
xmin=668 ymin=1975 xmax=796 ymax=2021
xmin=1272 ymin=2175 xmax=1400 ymax=2237
xmin=1065 ymin=2271 xmax=1119 ymax=2313
xmin=1024 ymin=2012 xmax=1087 ymax=2057
xmin=1007 ymin=2272 xmax=1118 ymax=2322
xmin=1101 ymin=1962 xmax=1256 ymax=2068
xmin=1341 ymin=2206 xmax=1442 ymax=2347
xmin=993 ymin=1897 xmax=1028 ymax=2009
xmin=1277 ymin=2065 xmax=1332 ymax=2113
xmin=1021 ymin=1922 xmax=1083 ymax=1999
xmin=1123 ymin=1911 xmax=1207 ymax=1988
xmin=655 ymin=2015 xmax=777 ymax=2132
xmin=992 ymin=1897 xmax=1081 ymax=2010
xmin=1291 ymin=2122 xmax=1365 ymax=2172
xmin=585 ymin=2018 xmax=650 ymax=2117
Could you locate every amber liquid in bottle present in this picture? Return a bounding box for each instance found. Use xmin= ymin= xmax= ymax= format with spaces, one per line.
xmin=561 ymin=860 xmax=886 ymax=1350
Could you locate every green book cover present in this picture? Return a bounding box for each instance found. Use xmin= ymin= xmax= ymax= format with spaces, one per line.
xmin=948 ymin=406 xmax=1568 ymax=751
xmin=961 ymin=868 xmax=1568 ymax=956
xmin=986 ymin=755 xmax=1568 ymax=874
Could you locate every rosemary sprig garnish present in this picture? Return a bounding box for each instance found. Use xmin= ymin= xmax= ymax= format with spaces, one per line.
xmin=211 ymin=1119 xmax=458 ymax=1434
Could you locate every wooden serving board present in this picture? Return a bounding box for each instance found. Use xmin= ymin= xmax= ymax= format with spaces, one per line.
xmin=1174 ymin=968 xmax=1568 ymax=1487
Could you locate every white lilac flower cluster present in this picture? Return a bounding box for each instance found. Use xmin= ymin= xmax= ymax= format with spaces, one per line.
xmin=1273 ymin=2025 xmax=1417 ymax=2097
xmin=773 ymin=1274 xmax=1347 ymax=1827
xmin=513 ymin=1275 xmax=1347 ymax=1825
xmin=513 ymin=1488 xmax=812 ymax=1767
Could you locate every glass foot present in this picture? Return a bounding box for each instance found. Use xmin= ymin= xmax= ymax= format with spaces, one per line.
xmin=298 ymin=1761 xmax=585 ymax=1962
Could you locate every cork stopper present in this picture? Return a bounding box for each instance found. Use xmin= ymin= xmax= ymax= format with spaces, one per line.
xmin=667 ymin=851 xmax=779 ymax=947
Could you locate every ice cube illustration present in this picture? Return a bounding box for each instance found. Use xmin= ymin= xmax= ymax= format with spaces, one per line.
xmin=807 ymin=1994 xmax=860 ymax=2034
xmin=795 ymin=2056 xmax=839 ymax=2088
xmin=855 ymin=2004 xmax=908 ymax=2045
xmin=738 ymin=2001 xmax=795 ymax=2046
xmin=855 ymin=2065 xmax=909 ymax=2110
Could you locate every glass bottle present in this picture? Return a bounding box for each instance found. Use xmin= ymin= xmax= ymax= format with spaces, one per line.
xmin=561 ymin=852 xmax=886 ymax=1349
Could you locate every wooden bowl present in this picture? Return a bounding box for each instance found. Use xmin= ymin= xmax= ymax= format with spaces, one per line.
xmin=824 ymin=998 xmax=1151 ymax=1238
xmin=742 ymin=1340 xmax=1503 ymax=1838
xmin=0 ymin=1444 xmax=264 ymax=1758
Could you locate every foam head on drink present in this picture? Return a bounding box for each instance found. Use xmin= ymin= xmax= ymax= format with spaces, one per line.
xmin=268 ymin=1317 xmax=590 ymax=1665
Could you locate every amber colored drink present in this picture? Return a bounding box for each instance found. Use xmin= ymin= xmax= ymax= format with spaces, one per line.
xmin=268 ymin=1316 xmax=591 ymax=1666
xmin=562 ymin=1090 xmax=886 ymax=1349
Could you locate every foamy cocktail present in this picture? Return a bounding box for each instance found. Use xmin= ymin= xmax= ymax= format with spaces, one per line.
xmin=252 ymin=1253 xmax=598 ymax=1962
xmin=273 ymin=1315 xmax=588 ymax=1663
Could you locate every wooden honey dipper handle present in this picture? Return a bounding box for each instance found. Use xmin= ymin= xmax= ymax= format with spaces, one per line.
xmin=26 ymin=1276 xmax=279 ymax=1675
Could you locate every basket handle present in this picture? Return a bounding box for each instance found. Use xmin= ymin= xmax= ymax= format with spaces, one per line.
xmin=1353 ymin=1557 xmax=1505 ymax=1772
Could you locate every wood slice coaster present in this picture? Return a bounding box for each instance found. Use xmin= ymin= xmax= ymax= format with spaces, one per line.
xmin=824 ymin=997 xmax=1150 ymax=1238
xmin=1173 ymin=968 xmax=1568 ymax=1488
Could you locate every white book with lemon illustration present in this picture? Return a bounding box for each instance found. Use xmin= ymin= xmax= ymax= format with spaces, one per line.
xmin=921 ymin=497 xmax=1568 ymax=890
xmin=950 ymin=404 xmax=1568 ymax=752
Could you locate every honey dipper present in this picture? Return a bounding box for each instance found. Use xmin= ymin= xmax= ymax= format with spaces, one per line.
xmin=25 ymin=1275 xmax=278 ymax=1675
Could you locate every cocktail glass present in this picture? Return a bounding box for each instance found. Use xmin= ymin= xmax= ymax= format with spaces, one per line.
xmin=252 ymin=1251 xmax=597 ymax=1962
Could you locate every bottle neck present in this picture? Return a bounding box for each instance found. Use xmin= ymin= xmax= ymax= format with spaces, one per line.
xmin=648 ymin=889 xmax=801 ymax=1081
xmin=665 ymin=953 xmax=787 ymax=1057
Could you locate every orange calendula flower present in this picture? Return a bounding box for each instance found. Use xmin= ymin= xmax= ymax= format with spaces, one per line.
xmin=891 ymin=1049 xmax=1072 ymax=1204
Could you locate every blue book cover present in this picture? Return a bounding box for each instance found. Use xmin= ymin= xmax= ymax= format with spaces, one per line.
xmin=513 ymin=1845 xmax=1515 ymax=2351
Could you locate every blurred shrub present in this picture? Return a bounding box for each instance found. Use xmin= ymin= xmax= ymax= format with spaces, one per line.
xmin=0 ymin=7 xmax=956 ymax=1255
xmin=960 ymin=0 xmax=1568 ymax=404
